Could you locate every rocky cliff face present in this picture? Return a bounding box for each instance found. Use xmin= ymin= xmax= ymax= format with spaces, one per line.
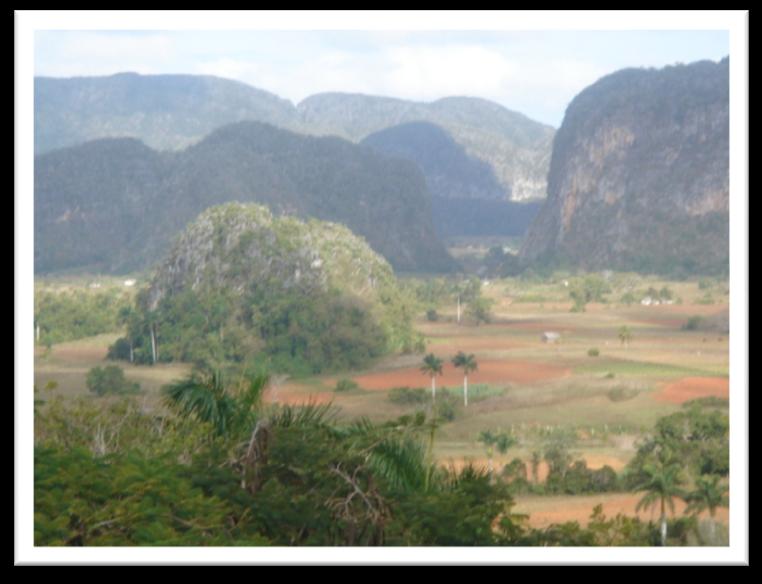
xmin=520 ymin=58 xmax=729 ymax=275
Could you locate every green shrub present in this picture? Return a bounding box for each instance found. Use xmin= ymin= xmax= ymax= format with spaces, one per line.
xmin=334 ymin=378 xmax=360 ymax=392
xmin=682 ymin=315 xmax=704 ymax=331
xmin=425 ymin=308 xmax=439 ymax=322
xmin=588 ymin=348 xmax=600 ymax=357
xmin=388 ymin=386 xmax=428 ymax=405
xmin=86 ymin=365 xmax=140 ymax=396
xmin=607 ymin=386 xmax=640 ymax=402
xmin=435 ymin=398 xmax=457 ymax=422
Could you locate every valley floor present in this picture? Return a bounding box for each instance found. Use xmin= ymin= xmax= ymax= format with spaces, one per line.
xmin=33 ymin=275 xmax=731 ymax=533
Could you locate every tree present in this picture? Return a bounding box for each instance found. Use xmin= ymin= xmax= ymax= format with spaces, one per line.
xmin=86 ymin=365 xmax=140 ymax=397
xmin=420 ymin=353 xmax=444 ymax=402
xmin=466 ymin=295 xmax=494 ymax=325
xmin=451 ymin=351 xmax=477 ymax=407
xmin=569 ymin=275 xmax=611 ymax=312
xmin=478 ymin=430 xmax=516 ymax=479
xmin=685 ymin=474 xmax=728 ymax=541
xmin=117 ymin=305 xmax=136 ymax=363
xmin=618 ymin=325 xmax=632 ymax=348
xmin=634 ymin=460 xmax=687 ymax=546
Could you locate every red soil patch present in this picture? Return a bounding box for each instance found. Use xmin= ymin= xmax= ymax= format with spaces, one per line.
xmin=352 ymin=360 xmax=571 ymax=391
xmin=515 ymin=493 xmax=729 ymax=529
xmin=654 ymin=377 xmax=729 ymax=404
xmin=263 ymin=382 xmax=334 ymax=406
xmin=264 ymin=389 xmax=334 ymax=406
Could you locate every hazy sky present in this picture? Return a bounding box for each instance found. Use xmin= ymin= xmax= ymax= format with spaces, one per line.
xmin=35 ymin=29 xmax=729 ymax=127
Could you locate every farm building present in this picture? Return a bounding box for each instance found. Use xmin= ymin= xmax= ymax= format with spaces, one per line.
xmin=541 ymin=331 xmax=561 ymax=343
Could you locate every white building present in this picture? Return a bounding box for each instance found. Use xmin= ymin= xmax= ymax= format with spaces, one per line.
xmin=541 ymin=331 xmax=561 ymax=343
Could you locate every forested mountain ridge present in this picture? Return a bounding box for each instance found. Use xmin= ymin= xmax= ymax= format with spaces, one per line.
xmin=35 ymin=72 xmax=302 ymax=154
xmin=34 ymin=121 xmax=454 ymax=274
xmin=520 ymin=58 xmax=729 ymax=276
xmin=299 ymin=92 xmax=554 ymax=201
xmin=34 ymin=73 xmax=555 ymax=203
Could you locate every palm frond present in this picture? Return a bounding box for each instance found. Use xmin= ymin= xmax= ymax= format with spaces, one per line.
xmin=367 ymin=437 xmax=431 ymax=493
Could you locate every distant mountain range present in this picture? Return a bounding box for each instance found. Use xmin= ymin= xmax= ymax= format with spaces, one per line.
xmin=34 ymin=59 xmax=730 ymax=278
xmin=520 ymin=58 xmax=729 ymax=276
xmin=34 ymin=121 xmax=454 ymax=274
xmin=35 ymin=73 xmax=554 ymax=204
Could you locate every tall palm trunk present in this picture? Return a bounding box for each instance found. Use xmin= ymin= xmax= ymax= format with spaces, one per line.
xmin=660 ymin=497 xmax=668 ymax=546
xmin=150 ymin=323 xmax=158 ymax=365
xmin=431 ymin=376 xmax=436 ymax=401
xmin=463 ymin=375 xmax=468 ymax=407
xmin=457 ymin=295 xmax=461 ymax=323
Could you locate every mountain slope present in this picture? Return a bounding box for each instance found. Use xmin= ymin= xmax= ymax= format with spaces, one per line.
xmin=34 ymin=73 xmax=555 ymax=203
xmin=299 ymin=93 xmax=555 ymax=201
xmin=361 ymin=121 xmax=543 ymax=238
xmin=360 ymin=121 xmax=506 ymax=200
xmin=520 ymin=58 xmax=729 ymax=275
xmin=35 ymin=121 xmax=454 ymax=274
xmin=34 ymin=72 xmax=302 ymax=154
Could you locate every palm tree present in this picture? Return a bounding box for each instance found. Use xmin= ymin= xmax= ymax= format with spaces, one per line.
xmin=452 ymin=351 xmax=477 ymax=407
xmin=163 ymin=368 xmax=269 ymax=438
xmin=478 ymin=430 xmax=516 ymax=479
xmin=420 ymin=353 xmax=444 ymax=402
xmin=618 ymin=325 xmax=632 ymax=348
xmin=685 ymin=474 xmax=728 ymax=542
xmin=634 ymin=460 xmax=687 ymax=546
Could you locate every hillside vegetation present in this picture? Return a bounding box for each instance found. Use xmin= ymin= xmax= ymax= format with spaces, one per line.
xmin=109 ymin=203 xmax=423 ymax=375
xmin=35 ymin=122 xmax=454 ymax=275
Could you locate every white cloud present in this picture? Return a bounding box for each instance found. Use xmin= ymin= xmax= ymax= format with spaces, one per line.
xmin=36 ymin=32 xmax=176 ymax=77
xmin=34 ymin=30 xmax=728 ymax=126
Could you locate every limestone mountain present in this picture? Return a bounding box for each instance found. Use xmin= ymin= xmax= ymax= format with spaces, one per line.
xmin=299 ymin=93 xmax=555 ymax=201
xmin=361 ymin=121 xmax=506 ymax=200
xmin=34 ymin=121 xmax=454 ymax=274
xmin=34 ymin=72 xmax=302 ymax=154
xmin=520 ymin=58 xmax=729 ymax=276
xmin=34 ymin=73 xmax=555 ymax=204
xmin=361 ymin=121 xmax=542 ymax=238
xmin=117 ymin=203 xmax=421 ymax=373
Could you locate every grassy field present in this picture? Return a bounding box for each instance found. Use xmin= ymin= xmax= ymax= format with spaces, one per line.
xmin=33 ymin=272 xmax=730 ymax=528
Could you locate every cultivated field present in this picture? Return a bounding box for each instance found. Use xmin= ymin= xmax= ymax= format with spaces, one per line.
xmin=33 ymin=273 xmax=730 ymax=529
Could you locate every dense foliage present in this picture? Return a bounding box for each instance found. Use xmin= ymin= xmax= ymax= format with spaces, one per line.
xmin=33 ymin=371 xmax=730 ymax=547
xmin=86 ymin=365 xmax=140 ymax=397
xmin=34 ymin=372 xmax=526 ymax=546
xmin=34 ymin=288 xmax=133 ymax=346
